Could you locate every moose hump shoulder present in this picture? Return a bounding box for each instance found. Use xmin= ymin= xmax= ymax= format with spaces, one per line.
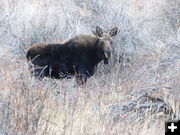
xmin=26 ymin=26 xmax=119 ymax=84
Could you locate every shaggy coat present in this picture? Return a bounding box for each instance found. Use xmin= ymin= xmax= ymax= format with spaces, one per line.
xmin=26 ymin=26 xmax=119 ymax=84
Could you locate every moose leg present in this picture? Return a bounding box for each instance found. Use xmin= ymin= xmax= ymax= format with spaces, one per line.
xmin=75 ymin=74 xmax=87 ymax=85
xmin=75 ymin=67 xmax=88 ymax=85
xmin=30 ymin=65 xmax=49 ymax=80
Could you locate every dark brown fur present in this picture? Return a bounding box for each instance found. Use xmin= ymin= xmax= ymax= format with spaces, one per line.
xmin=26 ymin=26 xmax=119 ymax=84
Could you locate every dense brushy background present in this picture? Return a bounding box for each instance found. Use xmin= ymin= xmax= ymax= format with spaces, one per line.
xmin=0 ymin=0 xmax=179 ymax=134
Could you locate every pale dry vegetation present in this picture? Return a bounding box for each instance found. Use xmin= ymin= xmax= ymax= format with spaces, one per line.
xmin=0 ymin=0 xmax=179 ymax=135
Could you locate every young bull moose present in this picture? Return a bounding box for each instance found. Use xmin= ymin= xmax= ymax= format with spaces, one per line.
xmin=26 ymin=26 xmax=119 ymax=84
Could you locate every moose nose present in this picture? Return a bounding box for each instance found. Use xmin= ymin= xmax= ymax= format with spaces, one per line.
xmin=105 ymin=51 xmax=111 ymax=59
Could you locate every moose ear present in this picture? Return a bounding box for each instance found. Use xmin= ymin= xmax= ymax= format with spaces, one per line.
xmin=93 ymin=26 xmax=103 ymax=37
xmin=109 ymin=27 xmax=119 ymax=37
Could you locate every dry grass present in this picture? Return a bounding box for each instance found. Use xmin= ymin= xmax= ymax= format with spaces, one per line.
xmin=0 ymin=0 xmax=180 ymax=135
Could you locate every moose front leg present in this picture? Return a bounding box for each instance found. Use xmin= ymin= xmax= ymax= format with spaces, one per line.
xmin=75 ymin=67 xmax=89 ymax=85
xmin=75 ymin=74 xmax=87 ymax=85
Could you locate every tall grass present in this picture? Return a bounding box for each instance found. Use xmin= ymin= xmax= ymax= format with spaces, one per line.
xmin=0 ymin=0 xmax=179 ymax=134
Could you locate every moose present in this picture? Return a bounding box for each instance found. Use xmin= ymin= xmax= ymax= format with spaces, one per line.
xmin=26 ymin=26 xmax=119 ymax=84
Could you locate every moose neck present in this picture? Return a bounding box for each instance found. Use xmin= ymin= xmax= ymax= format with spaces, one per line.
xmin=95 ymin=39 xmax=109 ymax=65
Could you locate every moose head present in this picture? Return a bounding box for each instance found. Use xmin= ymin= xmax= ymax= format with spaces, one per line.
xmin=93 ymin=26 xmax=119 ymax=64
